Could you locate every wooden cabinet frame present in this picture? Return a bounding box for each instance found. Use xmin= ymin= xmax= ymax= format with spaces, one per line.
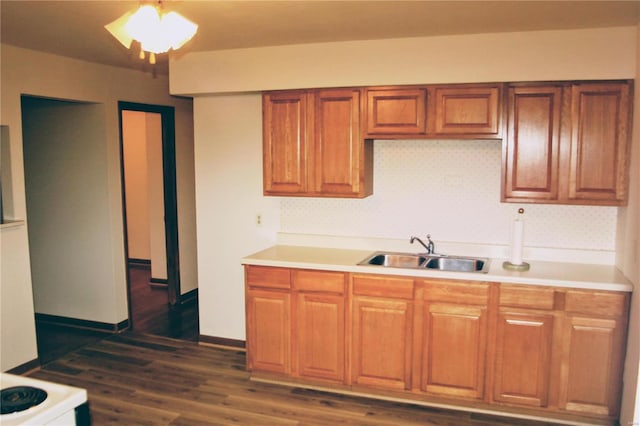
xmin=365 ymin=87 xmax=427 ymax=135
xmin=292 ymin=269 xmax=347 ymax=383
xmin=263 ymin=88 xmax=373 ymax=198
xmin=364 ymin=83 xmax=503 ymax=139
xmin=503 ymin=81 xmax=632 ymax=206
xmin=351 ymin=274 xmax=415 ymax=390
xmin=245 ymin=266 xmax=630 ymax=424
xmin=264 ymin=80 xmax=632 ymax=205
xmin=428 ymin=85 xmax=502 ymax=138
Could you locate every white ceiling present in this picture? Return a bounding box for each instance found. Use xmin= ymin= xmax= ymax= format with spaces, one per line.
xmin=1 ymin=1 xmax=639 ymax=75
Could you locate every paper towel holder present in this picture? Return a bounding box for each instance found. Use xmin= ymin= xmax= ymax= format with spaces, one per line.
xmin=503 ymin=208 xmax=530 ymax=271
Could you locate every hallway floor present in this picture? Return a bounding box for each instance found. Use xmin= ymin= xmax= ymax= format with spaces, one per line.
xmin=35 ymin=265 xmax=199 ymax=365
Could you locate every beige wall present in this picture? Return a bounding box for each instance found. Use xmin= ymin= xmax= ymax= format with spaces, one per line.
xmin=180 ymin=26 xmax=638 ymax=420
xmin=123 ymin=110 xmax=151 ymax=260
xmin=193 ymin=94 xmax=280 ymax=339
xmin=0 ymin=44 xmax=197 ymax=371
xmin=21 ymin=98 xmax=120 ymax=321
xmin=122 ymin=110 xmax=167 ymax=279
xmin=171 ymin=26 xmax=635 ymax=95
xmin=619 ymin=23 xmax=640 ymax=426
xmin=146 ymin=112 xmax=167 ymax=280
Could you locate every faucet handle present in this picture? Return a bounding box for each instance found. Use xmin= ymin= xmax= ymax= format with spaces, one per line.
xmin=426 ymin=234 xmax=435 ymax=254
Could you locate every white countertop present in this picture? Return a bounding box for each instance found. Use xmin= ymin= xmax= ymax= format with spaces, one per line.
xmin=241 ymin=245 xmax=634 ymax=292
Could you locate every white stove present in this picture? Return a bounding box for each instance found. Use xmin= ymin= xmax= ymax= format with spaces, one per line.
xmin=0 ymin=373 xmax=88 ymax=426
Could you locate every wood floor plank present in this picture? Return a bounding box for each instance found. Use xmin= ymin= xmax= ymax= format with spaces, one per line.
xmin=131 ymin=390 xmax=299 ymax=425
xmin=88 ymin=395 xmax=180 ymax=426
xmin=25 ymin=333 xmax=564 ymax=426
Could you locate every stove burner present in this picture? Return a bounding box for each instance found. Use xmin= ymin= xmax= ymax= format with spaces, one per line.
xmin=1 ymin=386 xmax=48 ymax=415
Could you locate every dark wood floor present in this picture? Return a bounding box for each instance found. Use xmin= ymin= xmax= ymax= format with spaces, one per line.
xmin=27 ymin=333 xmax=562 ymax=426
xmin=35 ymin=264 xmax=199 ymax=365
xmin=28 ymin=269 xmax=563 ymax=425
xmin=127 ymin=265 xmax=199 ymax=340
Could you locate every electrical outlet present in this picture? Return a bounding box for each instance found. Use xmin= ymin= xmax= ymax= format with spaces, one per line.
xmin=256 ymin=214 xmax=262 ymax=226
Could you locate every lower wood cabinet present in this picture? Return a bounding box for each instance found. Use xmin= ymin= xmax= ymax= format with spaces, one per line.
xmin=351 ymin=274 xmax=414 ymax=390
xmin=419 ymin=279 xmax=489 ymax=400
xmin=558 ymin=290 xmax=629 ymax=417
xmin=493 ymin=284 xmax=556 ymax=408
xmin=493 ymin=310 xmax=555 ymax=407
xmin=494 ymin=285 xmax=629 ymax=418
xmin=245 ymin=266 xmax=292 ymax=374
xmin=244 ymin=266 xmax=630 ymax=424
xmin=246 ymin=288 xmax=291 ymax=374
xmin=293 ymin=269 xmax=346 ymax=382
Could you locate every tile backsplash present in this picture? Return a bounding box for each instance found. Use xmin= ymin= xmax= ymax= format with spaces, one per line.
xmin=281 ymin=139 xmax=617 ymax=252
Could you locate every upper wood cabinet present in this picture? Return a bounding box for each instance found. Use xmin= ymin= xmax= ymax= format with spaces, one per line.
xmin=264 ymin=80 xmax=632 ymax=203
xmin=365 ymin=88 xmax=427 ymax=136
xmin=312 ymin=89 xmax=373 ymax=197
xmin=568 ymin=83 xmax=631 ymax=204
xmin=503 ymin=81 xmax=632 ymax=206
xmin=363 ymin=84 xmax=502 ymax=139
xmin=503 ymin=85 xmax=563 ymax=201
xmin=263 ymin=89 xmax=373 ymax=198
xmin=429 ymin=85 xmax=502 ymax=138
xmin=263 ymin=91 xmax=308 ymax=194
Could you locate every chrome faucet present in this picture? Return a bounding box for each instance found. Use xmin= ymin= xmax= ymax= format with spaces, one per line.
xmin=410 ymin=234 xmax=435 ymax=254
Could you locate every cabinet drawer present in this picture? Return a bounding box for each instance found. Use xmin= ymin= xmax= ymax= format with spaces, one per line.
xmin=499 ymin=285 xmax=556 ymax=310
xmin=565 ymin=290 xmax=628 ymax=317
xmin=294 ymin=270 xmax=345 ymax=293
xmin=423 ymin=279 xmax=489 ymax=305
xmin=246 ymin=266 xmax=291 ymax=289
xmin=352 ymin=275 xmax=414 ymax=299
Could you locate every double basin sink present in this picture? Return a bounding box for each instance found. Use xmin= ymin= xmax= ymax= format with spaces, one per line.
xmin=358 ymin=252 xmax=490 ymax=273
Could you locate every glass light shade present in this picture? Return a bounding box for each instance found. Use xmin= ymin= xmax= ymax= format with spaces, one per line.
xmin=125 ymin=5 xmax=162 ymax=48
xmin=104 ymin=10 xmax=135 ymax=48
xmin=162 ymin=11 xmax=198 ymax=50
xmin=105 ymin=4 xmax=198 ymax=58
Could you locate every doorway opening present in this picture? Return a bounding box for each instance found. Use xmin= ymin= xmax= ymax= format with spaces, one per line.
xmin=118 ymin=102 xmax=197 ymax=339
xmin=21 ymin=95 xmax=114 ymax=363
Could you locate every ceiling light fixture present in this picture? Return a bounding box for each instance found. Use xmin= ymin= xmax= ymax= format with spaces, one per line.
xmin=105 ymin=1 xmax=198 ymax=65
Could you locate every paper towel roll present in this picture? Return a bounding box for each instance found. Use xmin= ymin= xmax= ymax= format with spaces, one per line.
xmin=510 ymin=217 xmax=524 ymax=265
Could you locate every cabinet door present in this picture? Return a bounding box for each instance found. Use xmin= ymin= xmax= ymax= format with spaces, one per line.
xmin=568 ymin=83 xmax=631 ymax=204
xmin=352 ymin=296 xmax=413 ymax=390
xmin=503 ymin=86 xmax=562 ymax=202
xmin=430 ymin=85 xmax=501 ymax=137
xmin=312 ymin=89 xmax=371 ymax=197
xmin=559 ymin=315 xmax=626 ymax=416
xmin=246 ymin=289 xmax=291 ymax=374
xmin=295 ymin=292 xmax=345 ymax=382
xmin=421 ymin=303 xmax=487 ymax=399
xmin=263 ymin=91 xmax=309 ymax=195
xmin=365 ymin=88 xmax=427 ymax=135
xmin=493 ymin=311 xmax=554 ymax=407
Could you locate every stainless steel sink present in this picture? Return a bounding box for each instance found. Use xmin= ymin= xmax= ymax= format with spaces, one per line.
xmin=358 ymin=252 xmax=490 ymax=273
xmin=424 ymin=256 xmax=488 ymax=273
xmin=362 ymin=253 xmax=428 ymax=268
